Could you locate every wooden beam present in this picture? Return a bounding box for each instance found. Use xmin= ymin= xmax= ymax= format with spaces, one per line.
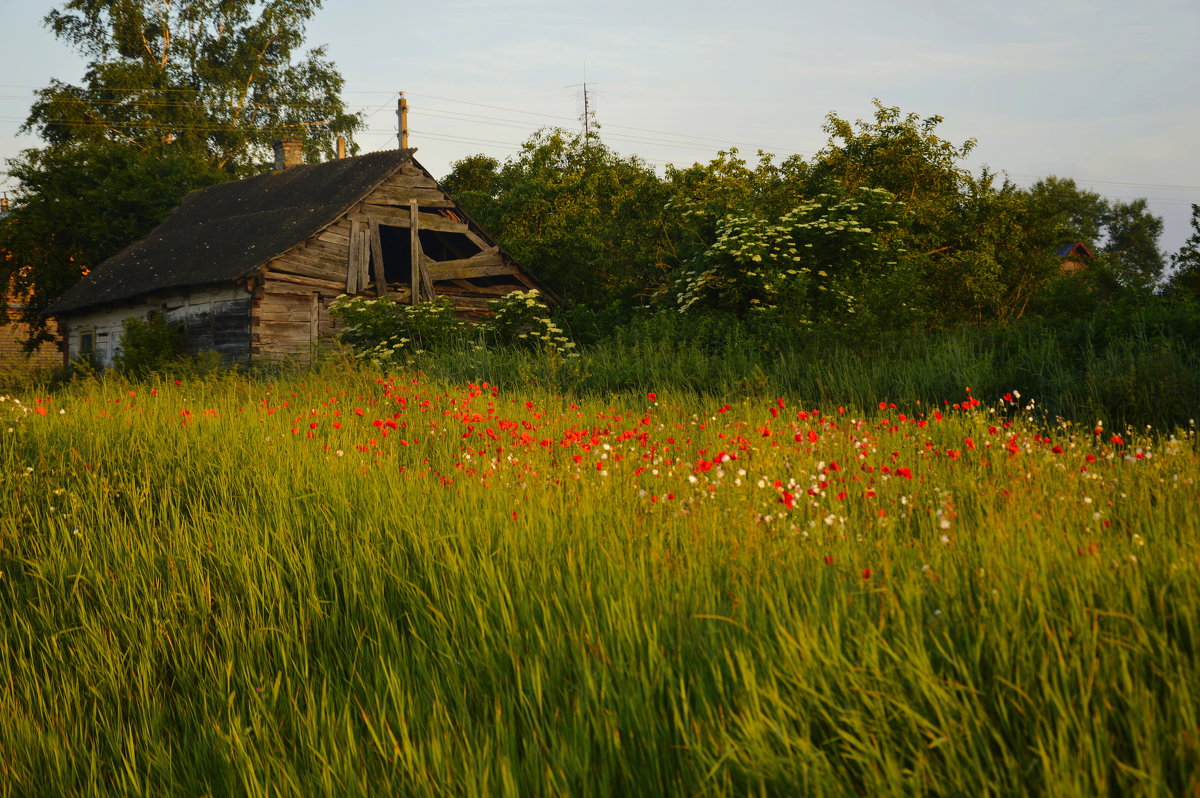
xmin=463 ymin=229 xmax=491 ymax=250
xmin=385 ymin=286 xmax=413 ymax=303
xmin=346 ymin=220 xmax=363 ymax=294
xmin=366 ymin=189 xmax=456 ymax=208
xmin=357 ymin=223 xmax=371 ymax=292
xmin=390 ymin=173 xmax=440 ymax=190
xmin=309 ymin=293 xmax=319 ymax=346
xmin=420 ymin=256 xmax=435 ymax=301
xmin=409 ymin=200 xmax=422 ymax=306
xmin=368 ymin=218 xmax=387 ymax=296
xmin=317 ymin=229 xmax=351 ymax=248
xmin=267 ymin=253 xmax=344 ymax=283
xmin=513 ymin=272 xmax=539 ymax=291
xmin=424 ymin=250 xmax=516 ymax=282
xmin=352 ymin=207 xmax=470 ymax=234
xmin=262 ymin=273 xmax=345 ymax=293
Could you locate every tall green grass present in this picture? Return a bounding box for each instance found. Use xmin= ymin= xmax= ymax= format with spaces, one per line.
xmin=417 ymin=314 xmax=1200 ymax=431
xmin=1 ymin=366 xmax=1198 ymax=795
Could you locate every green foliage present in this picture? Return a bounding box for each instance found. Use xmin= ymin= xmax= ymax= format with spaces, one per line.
xmin=436 ymin=101 xmax=1176 ymax=344
xmin=442 ymin=128 xmax=670 ymax=305
xmin=1102 ymin=198 xmax=1166 ymax=292
xmin=328 ymin=291 xmax=579 ymax=364
xmin=0 ymin=142 xmax=226 ymax=341
xmin=1164 ymin=204 xmax=1200 ymax=299
xmin=1026 ymin=177 xmax=1167 ymax=293
xmin=29 ymin=0 xmax=362 ymax=173
xmin=486 ymin=289 xmax=577 ymax=357
xmin=810 ymin=99 xmax=976 ymax=208
xmin=112 ymin=311 xmax=186 ymax=378
xmin=671 ymin=187 xmax=912 ymax=334
xmin=660 ymin=148 xmax=810 ymax=267
xmin=327 ymin=295 xmax=461 ymax=363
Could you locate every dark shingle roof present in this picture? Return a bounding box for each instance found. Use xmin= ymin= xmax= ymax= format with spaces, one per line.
xmin=46 ymin=149 xmax=415 ymax=315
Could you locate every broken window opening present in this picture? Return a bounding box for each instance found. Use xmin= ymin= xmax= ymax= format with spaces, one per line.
xmin=376 ymin=225 xmax=485 ymax=286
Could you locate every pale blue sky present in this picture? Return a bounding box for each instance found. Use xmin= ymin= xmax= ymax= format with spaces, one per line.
xmin=2 ymin=0 xmax=1197 ymax=252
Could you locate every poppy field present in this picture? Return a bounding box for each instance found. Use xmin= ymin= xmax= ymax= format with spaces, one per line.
xmin=2 ymin=366 xmax=1199 ymax=795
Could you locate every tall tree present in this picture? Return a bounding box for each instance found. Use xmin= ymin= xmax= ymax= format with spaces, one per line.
xmin=1102 ymin=198 xmax=1166 ymax=292
xmin=1025 ymin=176 xmax=1108 ymax=245
xmin=443 ymin=128 xmax=668 ymax=305
xmin=26 ymin=0 xmax=361 ymax=172
xmin=1164 ymin=203 xmax=1200 ymax=299
xmin=2 ymin=0 xmax=361 ymax=341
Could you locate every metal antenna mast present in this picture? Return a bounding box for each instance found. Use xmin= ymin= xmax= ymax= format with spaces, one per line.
xmin=565 ymin=67 xmax=596 ymax=142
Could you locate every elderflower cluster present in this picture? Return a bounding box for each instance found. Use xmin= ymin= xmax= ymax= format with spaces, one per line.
xmin=488 ymin=290 xmax=578 ymax=358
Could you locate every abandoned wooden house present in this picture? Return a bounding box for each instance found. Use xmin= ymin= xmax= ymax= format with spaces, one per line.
xmin=43 ymin=141 xmax=545 ymax=367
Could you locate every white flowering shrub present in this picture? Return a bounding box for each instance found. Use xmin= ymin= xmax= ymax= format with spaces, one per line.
xmin=672 ymin=187 xmax=908 ymax=329
xmin=328 ymin=295 xmax=460 ymax=364
xmin=487 ymin=289 xmax=578 ymax=357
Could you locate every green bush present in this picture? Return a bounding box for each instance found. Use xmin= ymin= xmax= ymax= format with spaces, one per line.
xmin=327 ymin=295 xmax=462 ymax=363
xmin=487 ymin=289 xmax=577 ymax=357
xmin=113 ymin=311 xmax=187 ymax=378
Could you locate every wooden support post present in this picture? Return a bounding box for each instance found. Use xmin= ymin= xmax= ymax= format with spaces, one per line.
xmin=309 ymin=293 xmax=319 ymax=348
xmin=409 ymin=200 xmax=421 ymax=305
xmin=347 ymin=220 xmax=363 ymax=294
xmin=368 ymin=219 xmax=387 ymax=296
xmin=419 ymin=255 xmax=435 ymax=300
xmin=359 ymin=229 xmax=371 ymax=291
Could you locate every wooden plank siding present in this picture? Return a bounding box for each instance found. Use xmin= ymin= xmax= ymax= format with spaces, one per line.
xmin=252 ymin=290 xmax=319 ymax=360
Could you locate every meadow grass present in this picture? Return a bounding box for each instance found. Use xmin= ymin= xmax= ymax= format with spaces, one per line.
xmin=1 ymin=364 xmax=1198 ymax=796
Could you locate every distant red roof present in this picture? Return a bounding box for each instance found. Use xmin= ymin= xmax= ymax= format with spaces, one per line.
xmin=1057 ymin=241 xmax=1095 ymax=261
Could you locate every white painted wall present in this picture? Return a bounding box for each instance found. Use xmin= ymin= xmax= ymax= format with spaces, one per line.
xmin=64 ymin=285 xmax=249 ymax=368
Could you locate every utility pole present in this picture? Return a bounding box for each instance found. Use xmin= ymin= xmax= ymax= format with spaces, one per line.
xmin=397 ymin=92 xmax=409 ymax=149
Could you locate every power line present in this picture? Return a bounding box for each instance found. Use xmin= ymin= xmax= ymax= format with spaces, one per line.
xmin=0 ymin=84 xmax=397 ymax=96
xmin=1005 ymin=173 xmax=1200 ymax=192
xmin=0 ymin=94 xmax=352 ymax=113
xmin=406 ymin=91 xmax=813 ymax=153
xmin=2 ymin=85 xmax=1198 ymax=197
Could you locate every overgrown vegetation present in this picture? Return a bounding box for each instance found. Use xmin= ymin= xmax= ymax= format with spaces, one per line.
xmin=443 ymin=100 xmax=1192 ymax=334
xmin=111 ymin=311 xmax=187 ymax=378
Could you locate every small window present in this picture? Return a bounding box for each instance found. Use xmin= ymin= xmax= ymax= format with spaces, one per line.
xmin=79 ymin=331 xmax=95 ymax=354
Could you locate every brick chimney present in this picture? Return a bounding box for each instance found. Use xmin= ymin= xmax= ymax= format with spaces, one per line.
xmin=273 ymin=137 xmax=304 ymax=170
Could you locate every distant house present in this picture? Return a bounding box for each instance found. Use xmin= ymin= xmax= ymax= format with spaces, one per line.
xmin=1058 ymin=241 xmax=1095 ymax=273
xmin=1 ymin=302 xmax=62 ymax=376
xmin=2 ymin=197 xmax=64 ymax=376
xmin=43 ymin=141 xmax=546 ymax=368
